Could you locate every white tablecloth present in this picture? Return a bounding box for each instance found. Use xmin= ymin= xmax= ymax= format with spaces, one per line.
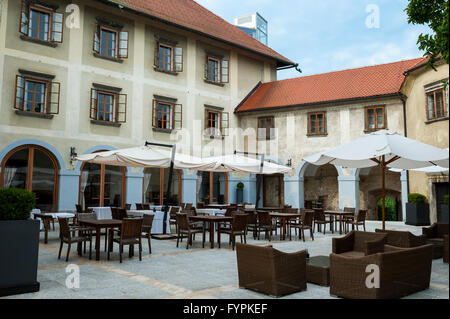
xmin=196 ymin=209 xmax=227 ymax=216
xmin=90 ymin=207 xmax=112 ymax=220
xmin=127 ymin=210 xmax=171 ymax=234
xmin=30 ymin=209 xmax=42 ymax=230
xmin=29 ymin=210 xmax=75 ymax=230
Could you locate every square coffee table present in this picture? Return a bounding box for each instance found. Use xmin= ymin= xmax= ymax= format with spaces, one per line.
xmin=306 ymin=256 xmax=330 ymax=286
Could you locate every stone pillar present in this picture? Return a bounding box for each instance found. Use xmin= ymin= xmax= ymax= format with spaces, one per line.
xmin=284 ymin=176 xmax=302 ymax=209
xmin=245 ymin=175 xmax=257 ymax=205
xmin=400 ymin=171 xmax=408 ymax=221
xmin=182 ymin=171 xmax=198 ymax=206
xmin=126 ymin=170 xmax=143 ymax=210
xmin=338 ymin=175 xmax=360 ymax=210
xmin=58 ymin=171 xmax=80 ymax=211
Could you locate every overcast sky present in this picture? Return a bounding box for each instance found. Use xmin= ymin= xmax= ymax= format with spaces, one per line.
xmin=196 ymin=0 xmax=432 ymax=80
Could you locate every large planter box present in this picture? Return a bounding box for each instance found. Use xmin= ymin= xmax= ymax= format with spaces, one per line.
xmin=405 ymin=203 xmax=431 ymax=226
xmin=236 ymin=188 xmax=244 ymax=204
xmin=0 ymin=219 xmax=40 ymax=297
xmin=439 ymin=204 xmax=449 ymax=223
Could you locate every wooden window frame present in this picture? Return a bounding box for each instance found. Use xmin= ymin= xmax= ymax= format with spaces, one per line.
xmin=258 ymin=116 xmax=274 ymax=140
xmin=205 ymin=55 xmax=229 ymax=84
xmin=90 ymin=88 xmax=127 ymax=124
xmin=14 ymin=74 xmax=60 ymax=115
xmin=151 ymin=99 xmax=182 ymax=130
xmin=19 ymin=1 xmax=64 ymax=43
xmin=93 ymin=23 xmax=128 ymax=59
xmin=307 ymin=112 xmax=327 ymax=135
xmin=204 ymin=109 xmax=229 ymax=137
xmin=426 ymin=88 xmax=448 ymax=121
xmin=142 ymin=168 xmax=183 ymax=205
xmin=365 ymin=106 xmax=386 ymax=132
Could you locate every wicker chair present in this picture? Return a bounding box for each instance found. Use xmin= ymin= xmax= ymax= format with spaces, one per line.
xmin=141 ymin=214 xmax=154 ymax=254
xmin=422 ymin=223 xmax=449 ymax=259
xmin=197 ymin=202 xmax=205 ymax=208
xmin=313 ymin=209 xmax=334 ymax=234
xmin=219 ymin=214 xmax=248 ymax=250
xmin=185 ymin=203 xmax=193 ymax=210
xmin=255 ymin=211 xmax=275 ymax=241
xmin=76 ymin=212 xmax=108 ymax=252
xmin=330 ymin=244 xmax=433 ymax=299
xmin=111 ymin=208 xmax=128 ymax=220
xmin=333 ymin=231 xmax=387 ymax=257
xmin=444 ymin=235 xmax=449 ymax=264
xmin=57 ymin=217 xmax=93 ymax=262
xmin=291 ymin=210 xmax=315 ymax=242
xmin=136 ymin=203 xmax=143 ymax=210
xmin=236 ymin=243 xmax=307 ymax=297
xmin=108 ymin=218 xmax=143 ymax=263
xmin=176 ymin=213 xmax=205 ymax=250
xmin=75 ymin=204 xmax=83 ymax=214
xmin=342 ymin=207 xmax=356 ymax=229
xmin=124 ymin=204 xmax=131 ymax=210
xmin=375 ymin=229 xmax=427 ymax=248
xmin=246 ymin=211 xmax=258 ymax=239
xmin=169 ymin=206 xmax=179 ymax=233
xmin=345 ymin=210 xmax=367 ymax=232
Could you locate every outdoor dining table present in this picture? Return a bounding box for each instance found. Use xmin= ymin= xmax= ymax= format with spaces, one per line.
xmin=189 ymin=215 xmax=233 ymax=249
xmin=78 ymin=219 xmax=122 ymax=261
xmin=324 ymin=211 xmax=355 ymax=234
xmin=269 ymin=213 xmax=300 ymax=241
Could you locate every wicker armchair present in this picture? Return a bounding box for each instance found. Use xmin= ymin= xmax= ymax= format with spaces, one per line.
xmin=332 ymin=231 xmax=387 ymax=257
xmin=375 ymin=229 xmax=427 ymax=248
xmin=422 ymin=223 xmax=449 ymax=242
xmin=218 ymin=214 xmax=248 ymax=250
xmin=236 ymin=243 xmax=307 ymax=297
xmin=57 ymin=217 xmax=93 ymax=262
xmin=330 ymin=244 xmax=433 ymax=299
xmin=108 ymin=218 xmax=143 ymax=263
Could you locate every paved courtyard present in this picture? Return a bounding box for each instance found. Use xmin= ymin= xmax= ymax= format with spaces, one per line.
xmin=3 ymin=221 xmax=448 ymax=299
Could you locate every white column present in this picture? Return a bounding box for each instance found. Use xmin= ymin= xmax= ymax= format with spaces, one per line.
xmin=400 ymin=171 xmax=408 ymax=221
xmin=284 ymin=176 xmax=301 ymax=208
xmin=338 ymin=175 xmax=360 ymax=210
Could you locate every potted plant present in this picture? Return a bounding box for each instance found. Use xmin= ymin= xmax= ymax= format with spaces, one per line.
xmin=0 ymin=188 xmax=40 ymax=297
xmin=405 ymin=193 xmax=430 ymax=226
xmin=236 ymin=182 xmax=245 ymax=204
xmin=439 ymin=194 xmax=449 ymax=223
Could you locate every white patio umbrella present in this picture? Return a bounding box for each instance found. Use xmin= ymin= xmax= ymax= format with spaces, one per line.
xmin=76 ymin=145 xmax=217 ymax=171
xmin=303 ymin=130 xmax=449 ymax=230
xmin=204 ymin=154 xmax=292 ymax=174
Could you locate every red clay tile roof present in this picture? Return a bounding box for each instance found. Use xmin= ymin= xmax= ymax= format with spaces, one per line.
xmin=101 ymin=0 xmax=294 ymax=66
xmin=235 ymin=57 xmax=427 ymax=113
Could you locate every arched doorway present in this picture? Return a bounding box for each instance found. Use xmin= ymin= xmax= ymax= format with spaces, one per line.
xmin=79 ymin=157 xmax=126 ymax=209
xmin=143 ymin=168 xmax=182 ymax=205
xmin=303 ymin=164 xmax=339 ymax=210
xmin=197 ymin=171 xmax=228 ymax=205
xmin=263 ymin=174 xmax=284 ymax=207
xmin=1 ymin=145 xmax=59 ymax=211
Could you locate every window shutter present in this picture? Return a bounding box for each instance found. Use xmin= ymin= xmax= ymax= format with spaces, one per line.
xmin=221 ymin=59 xmax=229 ymax=83
xmin=118 ymin=31 xmax=129 ymax=58
xmin=14 ymin=75 xmax=25 ymax=111
xmin=154 ymin=41 xmax=160 ymax=68
xmin=174 ymin=104 xmax=182 ymax=130
xmin=269 ymin=118 xmax=276 ymax=140
xmin=204 ymin=109 xmax=210 ymax=135
xmin=52 ymin=12 xmax=64 ymax=43
xmin=47 ymin=81 xmax=60 ymax=114
xmin=117 ymin=94 xmax=127 ymax=123
xmin=220 ymin=112 xmax=229 ymax=137
xmin=174 ymin=47 xmax=183 ymax=72
xmin=93 ymin=23 xmax=100 ymax=53
xmin=152 ymin=99 xmax=157 ymax=127
xmin=19 ymin=0 xmax=29 ymax=35
xmin=90 ymin=88 xmax=98 ymax=120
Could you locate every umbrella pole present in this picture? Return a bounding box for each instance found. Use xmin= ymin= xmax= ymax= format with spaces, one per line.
xmin=381 ymin=155 xmax=386 ymax=231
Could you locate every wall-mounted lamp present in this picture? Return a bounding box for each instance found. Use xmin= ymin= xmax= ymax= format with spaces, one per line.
xmin=286 ymin=159 xmax=292 ymax=167
xmin=70 ymin=147 xmax=78 ymax=165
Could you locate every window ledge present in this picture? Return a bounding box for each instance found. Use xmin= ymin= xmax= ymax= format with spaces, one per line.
xmin=20 ymin=35 xmax=58 ymax=48
xmin=152 ymin=127 xmax=173 ymax=134
xmin=364 ymin=128 xmax=386 ymax=134
xmin=153 ymin=67 xmax=178 ymax=76
xmin=204 ymin=79 xmax=225 ymax=87
xmin=14 ymin=110 xmax=54 ymax=119
xmin=307 ymin=133 xmax=328 ymax=137
xmin=90 ymin=119 xmax=122 ymax=127
xmin=93 ymin=53 xmax=124 ymax=63
xmin=425 ymin=117 xmax=449 ymax=125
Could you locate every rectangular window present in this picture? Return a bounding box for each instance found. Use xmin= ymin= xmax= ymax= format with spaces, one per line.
xmin=258 ymin=117 xmax=274 ymax=140
xmin=93 ymin=23 xmax=128 ymax=59
xmin=90 ymin=88 xmax=127 ymax=123
xmin=152 ymin=99 xmax=182 ymax=130
xmin=308 ymin=112 xmax=327 ymax=135
xmin=154 ymin=41 xmax=183 ymax=73
xmin=14 ymin=75 xmax=60 ymax=114
xmin=205 ymin=55 xmax=229 ymax=84
xmin=426 ymin=88 xmax=448 ymax=120
xmin=365 ymin=106 xmax=385 ymax=131
xmin=19 ymin=0 xmax=64 ymax=43
xmin=204 ymin=109 xmax=229 ymax=136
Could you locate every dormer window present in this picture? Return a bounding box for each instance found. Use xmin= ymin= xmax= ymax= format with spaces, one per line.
xmin=19 ymin=0 xmax=64 ymax=43
xmin=93 ymin=22 xmax=128 ymax=60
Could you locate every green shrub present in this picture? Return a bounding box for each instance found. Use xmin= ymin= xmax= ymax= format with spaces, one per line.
xmin=444 ymin=194 xmax=449 ymax=205
xmin=237 ymin=182 xmax=245 ymax=189
xmin=377 ymin=197 xmax=397 ymax=221
xmin=0 ymin=188 xmax=36 ymax=220
xmin=408 ymin=193 xmax=427 ymax=204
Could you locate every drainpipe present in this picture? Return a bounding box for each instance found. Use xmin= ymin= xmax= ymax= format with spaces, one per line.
xmin=277 ymin=63 xmax=302 ymax=73
xmin=400 ymin=94 xmax=410 ymax=195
